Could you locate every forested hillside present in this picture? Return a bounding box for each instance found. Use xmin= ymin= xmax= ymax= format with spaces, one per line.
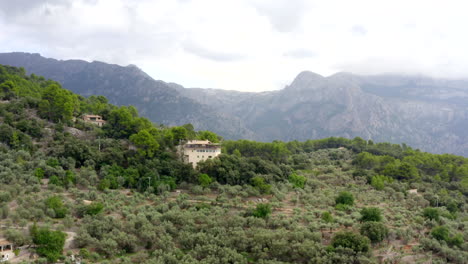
xmin=0 ymin=52 xmax=254 ymax=140
xmin=0 ymin=65 xmax=467 ymax=263
xmin=2 ymin=52 xmax=468 ymax=156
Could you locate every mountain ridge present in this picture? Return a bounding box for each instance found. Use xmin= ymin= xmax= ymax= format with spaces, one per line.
xmin=0 ymin=52 xmax=256 ymax=140
xmin=1 ymin=52 xmax=467 ymax=156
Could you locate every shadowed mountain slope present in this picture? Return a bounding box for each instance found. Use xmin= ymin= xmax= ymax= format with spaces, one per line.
xmin=1 ymin=52 xmax=467 ymax=156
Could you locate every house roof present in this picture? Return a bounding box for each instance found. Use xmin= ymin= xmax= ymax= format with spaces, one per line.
xmin=184 ymin=140 xmax=221 ymax=147
xmin=0 ymin=239 xmax=12 ymax=246
xmin=83 ymin=114 xmax=103 ymax=118
xmin=187 ymin=140 xmax=210 ymax=144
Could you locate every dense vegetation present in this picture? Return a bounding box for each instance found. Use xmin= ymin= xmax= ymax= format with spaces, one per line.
xmin=0 ymin=64 xmax=467 ymax=263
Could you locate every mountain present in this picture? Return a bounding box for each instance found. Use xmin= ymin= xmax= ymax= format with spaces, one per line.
xmin=180 ymin=71 xmax=468 ymax=156
xmin=0 ymin=52 xmax=254 ymax=139
xmin=1 ymin=52 xmax=468 ymax=156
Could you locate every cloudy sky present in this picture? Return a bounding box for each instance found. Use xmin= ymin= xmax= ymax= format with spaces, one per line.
xmin=1 ymin=0 xmax=468 ymax=91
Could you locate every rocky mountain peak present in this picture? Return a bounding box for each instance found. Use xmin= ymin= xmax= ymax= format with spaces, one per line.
xmin=0 ymin=52 xmax=467 ymax=156
xmin=288 ymin=71 xmax=325 ymax=90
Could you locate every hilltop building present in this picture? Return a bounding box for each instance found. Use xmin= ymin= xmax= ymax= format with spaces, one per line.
xmin=0 ymin=239 xmax=14 ymax=262
xmin=179 ymin=140 xmax=221 ymax=168
xmin=82 ymin=114 xmax=106 ymax=127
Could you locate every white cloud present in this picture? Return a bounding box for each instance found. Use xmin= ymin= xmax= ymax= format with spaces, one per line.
xmin=351 ymin=25 xmax=367 ymax=36
xmin=2 ymin=0 xmax=468 ymax=91
xmin=183 ymin=41 xmax=246 ymax=62
xmin=251 ymin=0 xmax=308 ymax=32
xmin=284 ymin=49 xmax=317 ymax=59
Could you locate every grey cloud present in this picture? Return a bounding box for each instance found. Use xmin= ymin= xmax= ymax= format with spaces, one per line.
xmin=335 ymin=57 xmax=425 ymax=76
xmin=283 ymin=48 xmax=316 ymax=58
xmin=0 ymin=0 xmax=72 ymax=19
xmin=183 ymin=42 xmax=245 ymax=62
xmin=49 ymin=29 xmax=181 ymax=65
xmin=252 ymin=0 xmax=306 ymax=32
xmin=351 ymin=25 xmax=367 ymax=36
xmin=0 ymin=1 xmax=183 ymax=66
xmin=336 ymin=57 xmax=468 ymax=79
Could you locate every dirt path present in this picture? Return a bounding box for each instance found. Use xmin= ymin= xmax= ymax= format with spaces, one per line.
xmin=64 ymin=231 xmax=77 ymax=249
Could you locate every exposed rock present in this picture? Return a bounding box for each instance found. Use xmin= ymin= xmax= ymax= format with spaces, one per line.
xmin=65 ymin=127 xmax=86 ymax=138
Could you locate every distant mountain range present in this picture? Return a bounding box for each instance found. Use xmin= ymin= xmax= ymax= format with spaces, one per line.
xmin=1 ymin=52 xmax=467 ymax=156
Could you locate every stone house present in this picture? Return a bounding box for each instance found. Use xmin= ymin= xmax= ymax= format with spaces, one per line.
xmin=179 ymin=140 xmax=221 ymax=168
xmin=0 ymin=239 xmax=14 ymax=262
xmin=82 ymin=114 xmax=106 ymax=127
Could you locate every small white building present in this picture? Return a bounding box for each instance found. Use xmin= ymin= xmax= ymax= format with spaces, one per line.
xmin=179 ymin=140 xmax=221 ymax=168
xmin=0 ymin=239 xmax=14 ymax=262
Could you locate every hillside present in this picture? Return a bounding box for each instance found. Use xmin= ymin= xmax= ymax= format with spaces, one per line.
xmin=0 ymin=64 xmax=467 ymax=263
xmin=0 ymin=52 xmax=254 ymax=140
xmin=1 ymin=53 xmax=468 ymax=156
xmin=181 ymin=72 xmax=468 ymax=156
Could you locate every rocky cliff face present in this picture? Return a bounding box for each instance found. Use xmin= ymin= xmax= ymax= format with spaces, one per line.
xmin=179 ymin=71 xmax=468 ymax=156
xmin=1 ymin=52 xmax=467 ymax=156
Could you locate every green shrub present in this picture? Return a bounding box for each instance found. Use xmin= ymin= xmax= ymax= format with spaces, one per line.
xmin=370 ymin=175 xmax=392 ymax=190
xmin=46 ymin=158 xmax=60 ymax=168
xmin=49 ymin=175 xmax=61 ymax=186
xmin=0 ymin=191 xmax=11 ymax=202
xmin=448 ymin=234 xmax=463 ymax=248
xmin=45 ymin=196 xmax=68 ymax=218
xmin=446 ymin=201 xmax=459 ymax=213
xmin=429 ymin=225 xmax=464 ymax=249
xmin=97 ymin=178 xmax=111 ymax=191
xmin=360 ymin=207 xmax=382 ymax=222
xmin=251 ymin=176 xmax=271 ymax=194
xmin=84 ymin=202 xmax=104 ymax=216
xmin=31 ymin=226 xmax=66 ymax=262
xmin=289 ymin=172 xmax=306 ymax=188
xmin=34 ymin=168 xmax=45 ymax=179
xmin=321 ymin=211 xmax=334 ymax=223
xmin=5 ymin=229 xmax=29 ymax=246
xmin=198 ymin=173 xmax=213 ymax=188
xmin=331 ymin=231 xmax=370 ymax=253
xmin=195 ymin=203 xmax=212 ymax=211
xmin=360 ymin=222 xmax=389 ymax=243
xmin=79 ymin=248 xmax=91 ymax=259
xmin=252 ymin=203 xmax=272 ymax=218
xmin=335 ymin=191 xmax=354 ymax=206
xmin=422 ymin=207 xmax=439 ymax=221
xmin=431 ymin=226 xmax=449 ymax=241
xmin=335 ymin=203 xmax=349 ymax=211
